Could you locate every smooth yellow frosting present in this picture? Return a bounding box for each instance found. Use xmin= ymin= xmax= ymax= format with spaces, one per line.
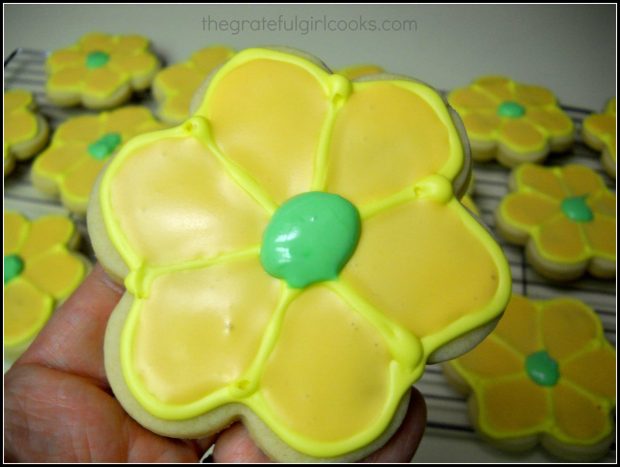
xmin=446 ymin=294 xmax=616 ymax=449
xmin=4 ymin=212 xmax=87 ymax=353
xmin=583 ymin=97 xmax=616 ymax=178
xmin=96 ymin=48 xmax=511 ymax=458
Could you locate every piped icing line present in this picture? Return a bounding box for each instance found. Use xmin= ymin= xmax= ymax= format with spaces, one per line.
xmin=246 ymin=361 xmax=407 ymax=458
xmin=310 ymin=73 xmax=351 ymax=191
xmin=123 ymin=245 xmax=261 ymax=299
xmin=418 ymin=200 xmax=512 ymax=353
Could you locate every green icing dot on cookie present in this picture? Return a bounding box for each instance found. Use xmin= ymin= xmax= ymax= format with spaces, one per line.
xmin=525 ymin=350 xmax=560 ymax=387
xmin=260 ymin=192 xmax=361 ymax=288
xmin=4 ymin=254 xmax=24 ymax=284
xmin=88 ymin=132 xmax=122 ymax=161
xmin=561 ymin=195 xmax=594 ymax=223
xmin=86 ymin=51 xmax=110 ymax=69
xmin=497 ymin=101 xmax=526 ymax=118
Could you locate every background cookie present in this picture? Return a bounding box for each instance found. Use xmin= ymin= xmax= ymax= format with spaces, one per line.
xmin=4 ymin=89 xmax=49 ymax=176
xmin=32 ymin=106 xmax=164 ymax=215
xmin=495 ymin=163 xmax=615 ymax=281
xmin=4 ymin=211 xmax=90 ymax=365
xmin=442 ymin=294 xmax=616 ymax=462
xmin=89 ymin=47 xmax=511 ymax=462
xmin=582 ymin=97 xmax=616 ymax=178
xmin=448 ymin=76 xmax=574 ymax=167
xmin=46 ymin=32 xmax=161 ymax=109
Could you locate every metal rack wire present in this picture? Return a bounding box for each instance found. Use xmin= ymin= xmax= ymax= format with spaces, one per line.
xmin=4 ymin=48 xmax=616 ymax=461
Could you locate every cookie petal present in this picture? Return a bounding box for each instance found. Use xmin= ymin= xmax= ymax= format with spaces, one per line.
xmin=4 ymin=278 xmax=54 ymax=348
xmin=54 ymin=114 xmax=102 ymax=144
xmin=4 ymin=89 xmax=33 ymax=112
xmin=103 ymin=129 xmax=270 ymax=268
xmin=200 ymin=49 xmax=330 ymax=205
xmin=325 ymin=80 xmax=465 ymax=206
xmin=46 ymin=49 xmax=85 ymax=72
xmin=562 ymin=346 xmax=616 ymax=400
xmin=552 ymin=381 xmax=612 ymax=442
xmin=479 ymin=376 xmax=550 ymax=436
xmin=124 ymin=258 xmax=280 ymax=407
xmin=474 ymin=76 xmax=514 ymax=101
xmin=5 ymin=110 xmax=38 ymax=145
xmin=526 ymin=107 xmax=573 ymax=137
xmin=79 ymin=32 xmax=116 ymax=53
xmin=83 ymin=68 xmax=127 ymax=96
xmin=22 ymin=249 xmax=86 ymax=300
xmin=499 ymin=119 xmax=547 ymax=154
xmin=102 ymin=106 xmax=161 ymax=138
xmin=514 ymin=163 xmax=567 ymax=200
xmin=514 ymin=84 xmax=556 ymax=107
xmin=154 ymin=64 xmax=203 ymax=94
xmin=342 ymin=198 xmax=509 ymax=343
xmin=259 ymin=285 xmax=393 ymax=453
xmin=500 ymin=192 xmax=559 ymax=230
xmin=60 ymin=157 xmax=106 ymax=213
xmin=460 ymin=111 xmax=502 ymax=140
xmin=540 ymin=299 xmax=599 ymax=361
xmin=493 ymin=294 xmax=542 ymax=356
xmin=453 ymin=334 xmax=523 ymax=378
xmin=448 ymin=87 xmax=498 ymax=110
xmin=191 ymin=46 xmax=235 ymax=73
xmin=561 ymin=164 xmax=607 ymax=197
xmin=112 ymin=35 xmax=150 ymax=54
xmin=33 ymin=143 xmax=88 ymax=189
xmin=533 ymin=216 xmax=588 ymax=263
xmin=4 ymin=211 xmax=29 ymax=254
xmin=20 ymin=215 xmax=76 ymax=260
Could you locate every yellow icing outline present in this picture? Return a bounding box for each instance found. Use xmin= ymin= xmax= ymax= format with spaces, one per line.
xmin=99 ymin=47 xmax=511 ymax=457
xmin=448 ymin=296 xmax=616 ymax=445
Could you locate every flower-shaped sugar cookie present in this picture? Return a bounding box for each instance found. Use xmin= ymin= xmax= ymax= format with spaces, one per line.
xmin=496 ymin=163 xmax=616 ymax=281
xmin=89 ymin=48 xmax=511 ymax=462
xmin=583 ymin=97 xmax=616 ymax=178
xmin=46 ymin=33 xmax=160 ymax=109
xmin=4 ymin=212 xmax=89 ymax=360
xmin=32 ymin=106 xmax=164 ymax=215
xmin=443 ymin=294 xmax=616 ymax=461
xmin=448 ymin=76 xmax=574 ymax=167
xmin=4 ymin=89 xmax=49 ymax=176
xmin=153 ymin=45 xmax=235 ymax=124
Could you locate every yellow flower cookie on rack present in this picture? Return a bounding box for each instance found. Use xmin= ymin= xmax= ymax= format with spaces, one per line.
xmin=496 ymin=163 xmax=616 ymax=281
xmin=153 ymin=45 xmax=235 ymax=124
xmin=89 ymin=47 xmax=511 ymax=462
xmin=448 ymin=76 xmax=574 ymax=167
xmin=4 ymin=89 xmax=49 ymax=176
xmin=582 ymin=97 xmax=616 ymax=178
xmin=4 ymin=211 xmax=90 ymax=361
xmin=46 ymin=33 xmax=160 ymax=109
xmin=443 ymin=294 xmax=616 ymax=462
xmin=32 ymin=106 xmax=164 ymax=215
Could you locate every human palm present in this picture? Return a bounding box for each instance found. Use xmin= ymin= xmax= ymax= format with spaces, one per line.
xmin=4 ymin=264 xmax=425 ymax=462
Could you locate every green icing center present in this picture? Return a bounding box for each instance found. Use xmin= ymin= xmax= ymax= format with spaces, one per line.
xmin=561 ymin=195 xmax=594 ymax=223
xmin=88 ymin=133 xmax=122 ymax=160
xmin=497 ymin=101 xmax=526 ymax=118
xmin=260 ymin=192 xmax=361 ymax=288
xmin=525 ymin=350 xmax=560 ymax=387
xmin=86 ymin=51 xmax=110 ymax=69
xmin=4 ymin=254 xmax=24 ymax=284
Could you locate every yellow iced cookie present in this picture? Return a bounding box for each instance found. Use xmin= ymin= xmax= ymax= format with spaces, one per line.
xmin=443 ymin=294 xmax=616 ymax=462
xmin=448 ymin=76 xmax=574 ymax=167
xmin=4 ymin=211 xmax=89 ymax=360
xmin=496 ymin=163 xmax=616 ymax=281
xmin=89 ymin=47 xmax=511 ymax=462
xmin=4 ymin=89 xmax=49 ymax=176
xmin=46 ymin=32 xmax=160 ymax=109
xmin=32 ymin=106 xmax=164 ymax=215
xmin=153 ymin=45 xmax=235 ymax=124
xmin=582 ymin=97 xmax=616 ymax=178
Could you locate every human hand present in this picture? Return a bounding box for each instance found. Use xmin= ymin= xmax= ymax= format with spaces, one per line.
xmin=4 ymin=263 xmax=426 ymax=462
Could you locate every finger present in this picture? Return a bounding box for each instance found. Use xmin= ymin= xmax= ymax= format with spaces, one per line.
xmin=17 ymin=263 xmax=125 ymax=386
xmin=361 ymin=386 xmax=427 ymax=463
xmin=212 ymin=422 xmax=271 ymax=463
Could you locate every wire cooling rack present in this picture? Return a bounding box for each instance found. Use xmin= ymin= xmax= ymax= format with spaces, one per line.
xmin=4 ymin=48 xmax=617 ymax=462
